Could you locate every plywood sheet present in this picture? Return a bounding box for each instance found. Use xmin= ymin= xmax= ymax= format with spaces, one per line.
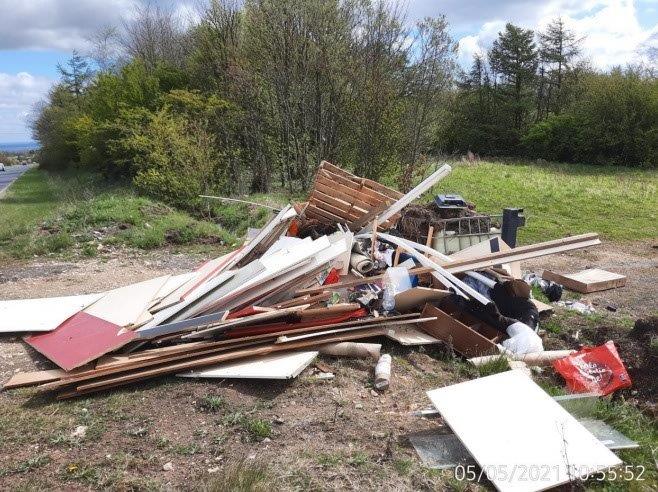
xmin=177 ymin=351 xmax=318 ymax=379
xmin=25 ymin=312 xmax=137 ymax=371
xmin=0 ymin=293 xmax=103 ymax=333
xmin=542 ymin=269 xmax=626 ymax=294
xmin=385 ymin=325 xmax=440 ymax=345
xmin=84 ymin=275 xmax=170 ymax=327
xmin=426 ymin=370 xmax=622 ymax=492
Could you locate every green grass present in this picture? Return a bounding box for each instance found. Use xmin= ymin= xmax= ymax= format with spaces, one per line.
xmin=433 ymin=160 xmax=658 ymax=243
xmin=243 ymin=418 xmax=271 ymax=441
xmin=475 ymin=356 xmax=511 ymax=377
xmin=0 ymin=168 xmax=238 ymax=260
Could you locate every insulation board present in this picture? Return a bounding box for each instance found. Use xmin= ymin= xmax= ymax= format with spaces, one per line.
xmin=426 ymin=370 xmax=622 ymax=492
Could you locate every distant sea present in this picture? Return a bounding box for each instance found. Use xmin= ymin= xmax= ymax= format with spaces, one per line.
xmin=0 ymin=142 xmax=40 ymax=153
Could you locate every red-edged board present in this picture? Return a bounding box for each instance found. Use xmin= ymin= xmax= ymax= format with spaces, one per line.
xmin=25 ymin=312 xmax=137 ymax=371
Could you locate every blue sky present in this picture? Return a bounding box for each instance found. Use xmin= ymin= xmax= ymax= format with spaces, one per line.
xmin=0 ymin=0 xmax=656 ymax=143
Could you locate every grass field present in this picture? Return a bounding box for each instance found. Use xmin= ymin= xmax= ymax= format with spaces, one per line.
xmin=433 ymin=160 xmax=658 ymax=243
xmin=0 ymin=169 xmax=239 ymax=261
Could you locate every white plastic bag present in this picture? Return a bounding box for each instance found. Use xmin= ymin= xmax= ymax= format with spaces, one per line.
xmin=502 ymin=321 xmax=544 ymax=355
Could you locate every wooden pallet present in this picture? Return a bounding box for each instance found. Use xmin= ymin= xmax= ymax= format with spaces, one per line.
xmin=305 ymin=161 xmax=402 ymax=229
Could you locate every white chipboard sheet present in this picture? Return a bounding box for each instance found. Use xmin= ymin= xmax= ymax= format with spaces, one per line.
xmin=177 ymin=351 xmax=318 ymax=380
xmin=426 ymin=370 xmax=622 ymax=492
xmin=0 ymin=293 xmax=104 ymax=333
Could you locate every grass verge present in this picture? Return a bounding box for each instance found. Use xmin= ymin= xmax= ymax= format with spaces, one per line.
xmin=433 ymin=160 xmax=658 ymax=243
xmin=0 ymin=169 xmax=241 ymax=260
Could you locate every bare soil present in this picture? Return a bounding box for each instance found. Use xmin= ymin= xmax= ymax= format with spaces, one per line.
xmin=0 ymin=241 xmax=655 ymax=490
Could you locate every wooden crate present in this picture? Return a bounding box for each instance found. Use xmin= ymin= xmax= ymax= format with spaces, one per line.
xmin=305 ymin=161 xmax=402 ymax=229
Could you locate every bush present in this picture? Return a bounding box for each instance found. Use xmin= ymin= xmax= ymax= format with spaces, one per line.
xmin=522 ymin=114 xmax=581 ymax=162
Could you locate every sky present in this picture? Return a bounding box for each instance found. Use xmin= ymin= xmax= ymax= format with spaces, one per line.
xmin=0 ymin=0 xmax=656 ymax=143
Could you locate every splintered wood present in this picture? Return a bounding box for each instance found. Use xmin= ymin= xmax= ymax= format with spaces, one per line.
xmin=305 ymin=161 xmax=403 ymax=229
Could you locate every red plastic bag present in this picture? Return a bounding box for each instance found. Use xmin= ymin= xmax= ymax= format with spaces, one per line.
xmin=553 ymin=341 xmax=631 ymax=396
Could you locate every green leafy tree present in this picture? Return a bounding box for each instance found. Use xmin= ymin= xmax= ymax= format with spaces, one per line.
xmin=489 ymin=23 xmax=538 ymax=142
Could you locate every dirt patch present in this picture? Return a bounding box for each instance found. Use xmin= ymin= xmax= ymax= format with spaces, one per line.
xmin=524 ymin=240 xmax=658 ymax=319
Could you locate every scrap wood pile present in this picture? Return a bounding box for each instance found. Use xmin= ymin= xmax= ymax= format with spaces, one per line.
xmin=1 ymin=161 xmax=636 ymax=490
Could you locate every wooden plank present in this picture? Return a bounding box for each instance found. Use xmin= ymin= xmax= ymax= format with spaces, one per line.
xmin=305 ymin=203 xmax=351 ymax=225
xmin=309 ymin=195 xmax=358 ymax=222
xmin=318 ymin=160 xmax=355 ymax=179
xmin=177 ymin=351 xmax=318 ymax=380
xmin=531 ymin=298 xmax=554 ymax=315
xmin=25 ymin=312 xmax=137 ymax=371
xmin=439 ymin=234 xmax=600 ymax=274
xmin=426 ymin=370 xmax=622 ymax=492
xmin=64 ymin=327 xmax=388 ymax=396
xmin=317 ymin=172 xmax=389 ymax=206
xmin=295 ymin=266 xmax=436 ymax=296
xmin=310 ymin=189 xmax=368 ymax=217
xmin=542 ymin=269 xmax=626 ymax=293
xmin=313 ymin=180 xmax=376 ymax=212
xmin=384 ymin=325 xmax=441 ymax=346
xmin=3 ymin=369 xmax=68 ymax=389
xmin=0 ymin=293 xmax=103 ymax=333
xmin=40 ymin=314 xmax=421 ymax=391
xmin=419 ymin=305 xmax=498 ymax=357
xmin=320 ymin=161 xmax=403 ymax=200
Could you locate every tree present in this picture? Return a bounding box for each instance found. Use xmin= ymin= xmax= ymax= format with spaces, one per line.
xmin=57 ymin=50 xmax=93 ymax=99
xmin=399 ymin=15 xmax=456 ymax=190
xmin=489 ymin=23 xmax=538 ymax=136
xmin=87 ymin=26 xmax=122 ymax=72
xmin=538 ymin=18 xmax=582 ymax=116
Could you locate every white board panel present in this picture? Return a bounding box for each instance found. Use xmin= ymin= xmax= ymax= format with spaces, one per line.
xmin=84 ymin=275 xmax=170 ymax=327
xmin=0 ymin=293 xmax=104 ymax=333
xmin=177 ymin=351 xmax=318 ymax=379
xmin=426 ymin=370 xmax=621 ymax=492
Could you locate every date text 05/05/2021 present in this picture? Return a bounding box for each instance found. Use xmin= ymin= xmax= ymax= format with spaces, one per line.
xmin=453 ymin=464 xmax=646 ymax=483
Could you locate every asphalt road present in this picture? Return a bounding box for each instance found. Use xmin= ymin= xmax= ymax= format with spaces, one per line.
xmin=0 ymin=165 xmax=31 ymax=194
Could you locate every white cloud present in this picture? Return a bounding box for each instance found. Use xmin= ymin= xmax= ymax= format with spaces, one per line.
xmin=410 ymin=0 xmax=658 ymax=69
xmin=0 ymin=72 xmax=54 ymax=142
xmin=0 ymin=0 xmax=198 ymax=51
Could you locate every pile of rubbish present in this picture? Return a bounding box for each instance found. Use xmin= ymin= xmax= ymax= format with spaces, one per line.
xmin=1 ymin=161 xmax=635 ymax=491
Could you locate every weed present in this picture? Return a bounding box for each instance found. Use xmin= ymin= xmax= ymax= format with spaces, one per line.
xmin=14 ymin=455 xmax=51 ymax=474
xmin=173 ymin=443 xmax=200 ymax=455
xmin=348 ymin=451 xmax=369 ymax=468
xmin=82 ymin=242 xmax=97 ymax=257
xmin=63 ymin=463 xmax=100 ymax=485
xmin=531 ymin=285 xmax=550 ymax=304
xmin=203 ymin=460 xmax=269 ymax=492
xmin=393 ymin=458 xmax=413 ymax=475
xmin=155 ymin=436 xmax=170 ymax=449
xmin=542 ymin=318 xmax=563 ymax=334
xmin=317 ymin=452 xmax=343 ymax=466
xmin=201 ymin=395 xmax=225 ymax=413
xmin=476 ymin=356 xmax=510 ymax=377
xmin=244 ymin=419 xmax=271 ymax=441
